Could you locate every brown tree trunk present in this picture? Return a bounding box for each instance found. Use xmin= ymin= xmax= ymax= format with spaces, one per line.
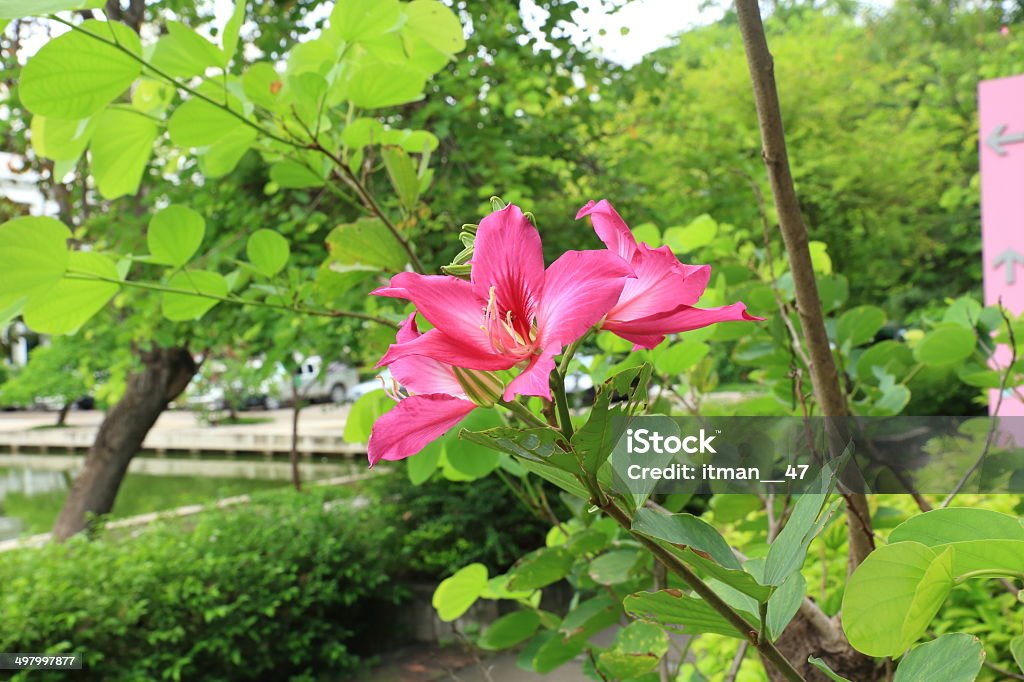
xmin=51 ymin=346 xmax=196 ymax=541
xmin=733 ymin=2 xmax=881 ymax=679
xmin=56 ymin=401 xmax=70 ymax=427
xmin=289 ymin=382 xmax=302 ymax=492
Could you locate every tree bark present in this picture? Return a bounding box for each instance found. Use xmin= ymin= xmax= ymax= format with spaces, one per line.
xmin=56 ymin=400 xmax=70 ymax=427
xmin=734 ymin=2 xmax=880 ymax=680
xmin=51 ymin=346 xmax=196 ymax=541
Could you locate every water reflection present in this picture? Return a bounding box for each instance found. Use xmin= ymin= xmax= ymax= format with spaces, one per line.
xmin=0 ymin=468 xmax=69 ymax=540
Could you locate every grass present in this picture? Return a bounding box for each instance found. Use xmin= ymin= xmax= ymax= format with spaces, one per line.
xmin=1 ymin=472 xmax=288 ymax=534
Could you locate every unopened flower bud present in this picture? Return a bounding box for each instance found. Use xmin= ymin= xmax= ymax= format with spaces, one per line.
xmin=451 ymin=367 xmax=505 ymax=407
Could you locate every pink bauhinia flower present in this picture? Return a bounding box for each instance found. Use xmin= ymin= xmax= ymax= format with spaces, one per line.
xmin=576 ymin=199 xmax=764 ymax=349
xmin=367 ymin=313 xmax=503 ymax=466
xmin=373 ymin=203 xmax=634 ymax=401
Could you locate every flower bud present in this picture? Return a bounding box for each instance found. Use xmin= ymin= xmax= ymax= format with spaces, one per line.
xmin=451 ymin=367 xmax=505 ymax=407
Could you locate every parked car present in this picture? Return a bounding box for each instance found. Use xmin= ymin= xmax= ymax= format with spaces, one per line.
xmin=184 ymin=356 xmax=359 ymax=411
xmin=289 ymin=356 xmax=359 ymax=404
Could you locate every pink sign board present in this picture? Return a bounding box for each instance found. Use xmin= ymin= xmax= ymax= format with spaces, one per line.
xmin=979 ymin=74 xmax=1024 ymax=416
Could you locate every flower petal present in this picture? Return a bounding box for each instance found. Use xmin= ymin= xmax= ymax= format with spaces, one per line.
xmin=470 ymin=204 xmax=545 ymax=316
xmin=376 ymin=272 xmax=494 ymax=356
xmin=536 ymin=249 xmax=634 ymax=349
xmin=610 ymin=244 xmax=710 ymax=322
xmin=604 ymin=301 xmax=765 ymax=338
xmin=378 ymin=327 xmax=518 ymax=372
xmin=576 ymin=199 xmax=638 ymax=262
xmin=503 ymin=351 xmax=557 ymax=401
xmin=367 ymin=394 xmax=476 ymax=466
xmin=390 ymin=313 xmax=464 ymax=396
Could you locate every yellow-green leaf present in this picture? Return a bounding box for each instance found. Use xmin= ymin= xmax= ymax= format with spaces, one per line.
xmin=89 ymin=107 xmax=158 ymax=199
xmin=23 ymin=251 xmax=119 ymax=335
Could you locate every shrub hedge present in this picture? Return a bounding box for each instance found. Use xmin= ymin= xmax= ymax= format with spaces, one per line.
xmin=0 ymin=474 xmax=547 ymax=681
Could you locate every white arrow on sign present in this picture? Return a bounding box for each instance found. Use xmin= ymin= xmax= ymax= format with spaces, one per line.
xmin=987 ymin=124 xmax=1024 ymax=156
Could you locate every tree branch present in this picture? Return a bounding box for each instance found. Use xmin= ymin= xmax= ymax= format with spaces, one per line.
xmin=734 ymin=0 xmax=874 ymax=570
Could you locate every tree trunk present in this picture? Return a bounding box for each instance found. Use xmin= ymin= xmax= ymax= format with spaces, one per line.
xmin=289 ymin=382 xmax=302 ymax=492
xmin=51 ymin=346 xmax=196 ymax=541
xmin=55 ymin=401 xmax=70 ymax=427
xmin=733 ymin=2 xmax=880 ymax=679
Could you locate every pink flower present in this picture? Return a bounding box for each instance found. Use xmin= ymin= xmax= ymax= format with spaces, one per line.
xmin=374 ymin=204 xmax=634 ymax=400
xmin=367 ymin=313 xmax=500 ymax=466
xmin=576 ymin=200 xmax=764 ymax=349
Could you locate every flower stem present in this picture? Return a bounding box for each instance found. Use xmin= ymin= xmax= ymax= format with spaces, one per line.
xmin=550 ymin=372 xmax=575 ymax=440
xmin=499 ymin=400 xmax=550 ymax=430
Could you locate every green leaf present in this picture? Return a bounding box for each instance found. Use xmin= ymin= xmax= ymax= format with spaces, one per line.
xmin=516 ymin=458 xmax=590 ymax=499
xmin=242 ymin=62 xmax=283 ymax=110
xmin=663 ymin=214 xmax=718 ymax=252
xmin=0 ymin=216 xmax=70 ymax=298
xmin=22 ymin=252 xmax=119 ymax=335
xmin=532 ymin=632 xmax=586 ymax=674
xmin=168 ymin=97 xmax=247 ymax=148
xmin=808 ymin=657 xmax=853 ymax=682
xmin=342 ymin=118 xmax=385 ymax=148
xmin=131 ymin=79 xmax=174 ymax=114
xmin=89 ymin=107 xmax=158 ymax=199
xmin=652 ymin=341 xmax=710 ymax=375
xmin=161 ymin=270 xmax=228 ymax=321
xmin=571 ymin=389 xmax=616 ymax=475
xmin=329 ymin=0 xmax=401 ymax=42
xmin=246 ymin=230 xmax=290 ymax=277
xmin=432 ymin=563 xmax=488 ymax=622
xmin=560 ymin=594 xmax=620 ymax=636
xmin=150 ymin=21 xmax=223 ymax=78
xmin=326 ymin=218 xmax=408 ymax=271
xmin=763 ymin=460 xmax=844 ymax=585
xmin=841 ymin=542 xmax=954 ymax=657
xmin=30 ymin=116 xmax=94 ymax=161
xmin=20 ymin=20 xmax=140 ymax=118
xmin=269 ymin=160 xmax=325 ymax=189
xmin=597 ymin=621 xmax=669 ymax=679
xmin=198 ymin=126 xmax=257 ymax=178
xmin=631 ymin=508 xmax=742 ymax=570
xmin=765 ymin=570 xmax=805 ymax=640
xmin=407 ymin=439 xmax=442 ymax=485
xmin=343 ymin=390 xmax=390 ymax=443
xmin=0 ymin=0 xmax=103 ymax=18
xmin=913 ymin=325 xmax=976 ymax=367
xmin=443 ymin=409 xmax=502 ymax=480
xmin=888 ymin=507 xmax=1024 ymax=576
xmin=478 ymin=611 xmax=540 ymax=651
xmin=507 ymin=547 xmax=574 ymax=591
xmin=1011 ymin=636 xmax=1024 ymax=674
xmin=588 ymin=549 xmax=641 ymax=585
xmin=837 ymin=305 xmax=886 ymax=348
xmin=343 ymin=56 xmax=426 ymax=109
xmin=405 ymin=0 xmax=466 ymax=55
xmin=148 ymin=206 xmax=205 ymax=267
xmin=221 ymin=0 xmax=246 ymax=60
xmin=893 ymin=634 xmax=985 ymax=682
xmin=624 ymin=589 xmax=751 ymax=638
xmin=382 ymin=146 xmax=421 ymax=211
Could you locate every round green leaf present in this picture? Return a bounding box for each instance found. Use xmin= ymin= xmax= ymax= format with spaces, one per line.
xmin=443 ymin=409 xmax=502 ymax=480
xmin=837 ymin=305 xmax=886 ymax=348
xmin=841 ymin=542 xmax=954 ymax=657
xmin=342 ymin=117 xmax=385 ymax=148
xmin=22 ymin=251 xmax=119 ymax=335
xmin=20 ymin=20 xmax=141 ymax=119
xmin=664 ymin=214 xmax=718 ymax=252
xmin=405 ymin=0 xmax=466 ymax=55
xmin=507 ymin=547 xmax=574 ymax=591
xmin=149 ymin=21 xmax=223 ymax=78
xmin=478 ymin=611 xmax=540 ymax=650
xmin=330 ymin=0 xmax=401 ymax=42
xmin=246 ymin=230 xmax=290 ymax=277
xmin=90 ymin=107 xmax=158 ymax=199
xmin=269 ymin=161 xmax=325 ymax=189
xmin=888 ymin=507 xmax=1024 ymax=576
xmin=652 ymin=341 xmax=709 ymax=376
xmin=0 ymin=0 xmax=104 ymax=18
xmin=168 ymin=97 xmax=247 ymax=148
xmin=242 ymin=62 xmax=283 ymax=110
xmin=343 ymin=57 xmax=427 ymax=109
xmin=893 ymin=634 xmax=984 ymax=682
xmin=588 ymin=549 xmax=641 ymax=585
xmin=407 ymin=438 xmax=442 ymax=485
xmin=161 ymin=270 xmax=227 ymax=321
xmin=343 ymin=390 xmax=390 ymax=443
xmin=148 ymin=206 xmax=205 ymax=267
xmin=432 ymin=563 xmax=488 ymax=622
xmin=0 ymin=216 xmax=70 ymax=298
xmin=30 ymin=115 xmax=95 ymax=161
xmin=912 ymin=325 xmax=976 ymax=367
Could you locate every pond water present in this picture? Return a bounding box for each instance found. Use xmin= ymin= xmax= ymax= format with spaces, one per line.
xmin=0 ymin=452 xmax=351 ymax=539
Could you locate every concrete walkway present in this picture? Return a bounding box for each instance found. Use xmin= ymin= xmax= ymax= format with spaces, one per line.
xmin=0 ymin=405 xmax=361 ymax=456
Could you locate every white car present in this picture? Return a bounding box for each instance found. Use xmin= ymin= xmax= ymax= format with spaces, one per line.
xmin=290 ymin=356 xmax=360 ymax=404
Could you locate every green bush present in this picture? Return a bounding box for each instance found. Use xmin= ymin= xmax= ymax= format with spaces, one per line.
xmin=0 ymin=487 xmax=405 ymax=681
xmin=366 ymin=472 xmax=549 ymax=580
